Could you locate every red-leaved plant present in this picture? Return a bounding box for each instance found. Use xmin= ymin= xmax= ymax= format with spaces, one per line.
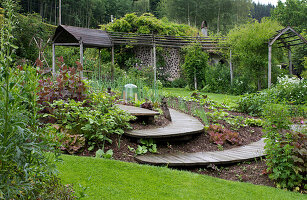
xmin=37 ymin=58 xmax=87 ymax=106
xmin=207 ymin=124 xmax=242 ymax=146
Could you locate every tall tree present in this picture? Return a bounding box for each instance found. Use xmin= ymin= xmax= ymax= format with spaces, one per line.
xmin=251 ymin=2 xmax=275 ymax=22
xmin=272 ymin=0 xmax=307 ymax=32
xmin=157 ymin=0 xmax=252 ymax=34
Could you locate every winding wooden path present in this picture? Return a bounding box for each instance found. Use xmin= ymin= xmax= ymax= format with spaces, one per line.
xmin=135 ymin=138 xmax=266 ymax=167
xmin=124 ymin=108 xmax=204 ymax=139
xmin=117 ymin=104 xmax=203 ymax=139
xmin=118 ymin=104 xmax=266 ymax=166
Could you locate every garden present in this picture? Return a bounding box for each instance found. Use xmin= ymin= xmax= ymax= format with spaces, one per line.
xmin=0 ymin=0 xmax=306 ymax=199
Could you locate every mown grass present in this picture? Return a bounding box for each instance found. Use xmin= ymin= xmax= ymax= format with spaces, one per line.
xmin=57 ymin=155 xmax=305 ymax=200
xmin=162 ymin=88 xmax=240 ymax=106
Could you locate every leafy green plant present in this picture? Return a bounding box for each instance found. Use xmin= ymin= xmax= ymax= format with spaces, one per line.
xmin=204 ymin=63 xmax=231 ymax=94
xmin=95 ymin=149 xmax=113 ymax=159
xmin=46 ymin=93 xmax=134 ymax=153
xmin=263 ymin=104 xmax=305 ymax=192
xmin=128 ymin=139 xmax=158 ymax=155
xmin=225 ymin=116 xmax=246 ymax=130
xmin=206 ymin=109 xmax=229 ymax=122
xmin=192 ymin=107 xmax=209 ymax=125
xmin=0 ymin=2 xmax=69 ymax=199
xmin=237 ymin=76 xmax=306 ymax=116
xmin=244 ymin=118 xmax=263 ymax=127
xmin=182 ymin=44 xmax=209 ymax=90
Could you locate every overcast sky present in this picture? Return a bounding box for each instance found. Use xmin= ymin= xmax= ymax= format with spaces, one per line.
xmin=253 ymin=0 xmax=286 ymax=6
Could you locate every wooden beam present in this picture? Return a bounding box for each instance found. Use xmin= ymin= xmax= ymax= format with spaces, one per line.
xmin=111 ymin=45 xmax=114 ymax=80
xmin=268 ymin=44 xmax=272 ymax=88
xmin=99 ymin=48 xmax=101 ymax=81
xmin=229 ymin=49 xmax=233 ymax=85
xmin=80 ymin=39 xmax=84 ymax=77
xmin=289 ymin=48 xmax=292 ymax=74
xmin=52 ymin=42 xmax=56 ymax=76
xmin=153 ymin=42 xmax=157 ymax=96
xmin=54 ymin=43 xmax=80 ymax=46
xmin=278 ymin=42 xmax=305 ymax=48
xmin=59 ymin=0 xmax=61 ymax=25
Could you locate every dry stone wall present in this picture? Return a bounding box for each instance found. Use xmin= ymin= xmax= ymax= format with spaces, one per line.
xmin=135 ymin=46 xmax=181 ymax=80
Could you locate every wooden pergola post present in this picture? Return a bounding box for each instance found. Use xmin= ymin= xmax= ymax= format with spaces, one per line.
xmin=111 ymin=45 xmax=114 ymax=80
xmin=268 ymin=44 xmax=272 ymax=88
xmin=288 ymin=48 xmax=292 ymax=74
xmin=80 ymin=38 xmax=84 ymax=77
xmin=98 ymin=48 xmax=101 ymax=81
xmin=229 ymin=49 xmax=233 ymax=85
xmin=152 ymin=35 xmax=157 ymax=96
xmin=52 ymin=42 xmax=56 ymax=76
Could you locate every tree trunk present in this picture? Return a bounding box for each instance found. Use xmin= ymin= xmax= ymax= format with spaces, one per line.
xmin=40 ymin=2 xmax=43 ymax=17
xmin=257 ymin=79 xmax=261 ymax=91
xmin=194 ymin=71 xmax=197 ymax=90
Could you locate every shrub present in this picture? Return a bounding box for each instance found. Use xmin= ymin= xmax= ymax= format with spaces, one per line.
xmin=263 ymin=104 xmax=306 ymax=192
xmin=170 ymin=77 xmax=187 ymax=88
xmin=47 ymin=93 xmax=134 ymax=152
xmin=229 ymin=75 xmax=257 ymax=95
xmin=237 ymin=75 xmax=306 ymax=116
xmin=0 ymin=2 xmax=67 ymax=198
xmin=274 ymin=75 xmax=306 ymax=105
xmin=237 ymin=92 xmax=273 ymax=116
xmin=204 ymin=63 xmax=231 ymax=94
xmin=37 ymin=61 xmax=87 ymax=106
xmin=182 ymin=44 xmax=209 ymax=90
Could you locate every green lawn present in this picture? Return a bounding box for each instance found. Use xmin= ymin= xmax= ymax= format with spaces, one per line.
xmin=57 ymin=155 xmax=305 ymax=200
xmin=162 ymin=88 xmax=240 ymax=106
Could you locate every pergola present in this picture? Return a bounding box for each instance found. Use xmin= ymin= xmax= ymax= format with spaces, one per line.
xmin=268 ymin=26 xmax=307 ymax=87
xmin=52 ymin=25 xmax=114 ymax=77
xmin=52 ymin=25 xmax=230 ymax=88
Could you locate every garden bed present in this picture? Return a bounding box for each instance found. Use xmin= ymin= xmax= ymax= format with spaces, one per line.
xmin=78 ymin=102 xmax=275 ymax=187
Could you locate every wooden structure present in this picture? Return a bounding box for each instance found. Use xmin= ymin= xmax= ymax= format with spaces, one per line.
xmin=108 ymin=32 xmax=226 ymax=49
xmin=116 ymin=104 xmax=160 ymax=116
xmin=52 ymin=25 xmax=229 ymax=82
xmin=268 ymin=26 xmax=307 ymax=88
xmin=119 ymin=105 xmax=203 ymax=139
xmin=136 ymin=138 xmax=266 ymax=167
xmin=52 ymin=25 xmax=113 ymax=77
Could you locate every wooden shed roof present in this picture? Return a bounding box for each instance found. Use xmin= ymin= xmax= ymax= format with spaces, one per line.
xmin=52 ymin=25 xmax=112 ymax=48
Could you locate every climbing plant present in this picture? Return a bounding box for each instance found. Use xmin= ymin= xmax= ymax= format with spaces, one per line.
xmin=101 ymin=13 xmax=198 ymax=36
xmin=182 ymin=43 xmax=209 ymax=90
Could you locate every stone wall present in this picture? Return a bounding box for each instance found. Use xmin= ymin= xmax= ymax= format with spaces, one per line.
xmin=135 ymin=46 xmax=181 ymax=80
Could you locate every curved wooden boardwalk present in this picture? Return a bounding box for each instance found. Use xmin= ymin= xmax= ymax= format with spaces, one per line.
xmin=116 ymin=104 xmax=160 ymax=116
xmin=135 ymin=138 xmax=266 ymax=167
xmin=122 ymin=107 xmax=204 ymax=139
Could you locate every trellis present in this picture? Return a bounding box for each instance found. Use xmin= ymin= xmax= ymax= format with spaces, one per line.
xmin=52 ymin=25 xmax=230 ymax=89
xmin=268 ymin=26 xmax=307 ymax=88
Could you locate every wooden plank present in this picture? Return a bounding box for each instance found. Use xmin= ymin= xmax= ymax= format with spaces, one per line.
xmin=121 ymin=107 xmax=204 ymax=139
xmin=116 ymin=104 xmax=160 ymax=116
xmin=136 ymin=139 xmax=266 ymax=167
